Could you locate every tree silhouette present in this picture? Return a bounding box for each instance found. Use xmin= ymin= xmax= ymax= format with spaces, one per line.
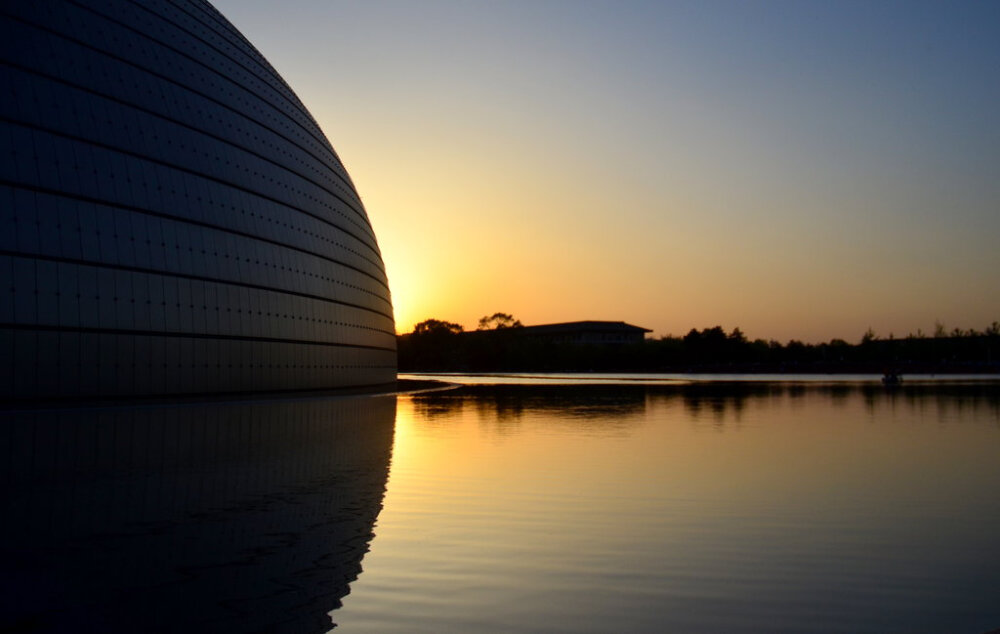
xmin=477 ymin=312 xmax=523 ymax=330
xmin=398 ymin=317 xmax=999 ymax=373
xmin=413 ymin=319 xmax=464 ymax=335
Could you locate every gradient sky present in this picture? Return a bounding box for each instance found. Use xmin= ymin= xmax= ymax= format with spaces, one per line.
xmin=213 ymin=0 xmax=999 ymax=342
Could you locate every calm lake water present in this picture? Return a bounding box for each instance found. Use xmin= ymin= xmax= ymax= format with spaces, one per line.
xmin=2 ymin=376 xmax=999 ymax=633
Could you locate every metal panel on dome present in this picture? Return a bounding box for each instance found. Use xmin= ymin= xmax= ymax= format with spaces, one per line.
xmin=0 ymin=0 xmax=396 ymax=398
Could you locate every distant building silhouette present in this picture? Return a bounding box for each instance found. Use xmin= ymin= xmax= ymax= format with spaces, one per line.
xmin=519 ymin=321 xmax=651 ymax=345
xmin=0 ymin=1 xmax=395 ymax=398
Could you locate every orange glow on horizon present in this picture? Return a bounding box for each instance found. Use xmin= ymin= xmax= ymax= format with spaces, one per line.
xmin=215 ymin=0 xmax=1000 ymax=345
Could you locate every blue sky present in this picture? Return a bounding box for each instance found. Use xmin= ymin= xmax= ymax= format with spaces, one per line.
xmin=214 ymin=0 xmax=1000 ymax=340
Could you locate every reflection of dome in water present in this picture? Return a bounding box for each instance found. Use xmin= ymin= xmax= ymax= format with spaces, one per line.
xmin=0 ymin=1 xmax=395 ymax=397
xmin=0 ymin=396 xmax=396 ymax=632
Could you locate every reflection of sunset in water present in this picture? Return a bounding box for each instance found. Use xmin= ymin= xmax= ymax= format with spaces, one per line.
xmin=338 ymin=384 xmax=1000 ymax=633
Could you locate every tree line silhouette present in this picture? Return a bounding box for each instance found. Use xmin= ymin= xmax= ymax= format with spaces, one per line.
xmin=398 ymin=315 xmax=1000 ymax=374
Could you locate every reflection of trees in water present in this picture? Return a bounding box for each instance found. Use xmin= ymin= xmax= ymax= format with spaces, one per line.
xmin=828 ymin=385 xmax=853 ymax=407
xmin=645 ymin=384 xmax=777 ymax=427
xmin=0 ymin=396 xmax=395 ymax=633
xmin=412 ymin=393 xmax=467 ymax=421
xmin=475 ymin=392 xmax=525 ymax=432
xmin=411 ymin=383 xmax=998 ymax=436
xmin=412 ymin=386 xmax=647 ymax=433
xmin=859 ymin=383 xmax=1000 ymax=424
xmin=686 ymin=390 xmax=747 ymax=424
xmin=651 ymin=383 xmax=1000 ymax=428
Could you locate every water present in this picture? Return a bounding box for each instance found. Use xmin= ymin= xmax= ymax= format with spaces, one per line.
xmin=341 ymin=379 xmax=1000 ymax=633
xmin=0 ymin=396 xmax=395 ymax=632
xmin=2 ymin=378 xmax=999 ymax=632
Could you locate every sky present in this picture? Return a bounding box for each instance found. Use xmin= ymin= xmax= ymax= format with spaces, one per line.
xmin=213 ymin=0 xmax=1000 ymax=343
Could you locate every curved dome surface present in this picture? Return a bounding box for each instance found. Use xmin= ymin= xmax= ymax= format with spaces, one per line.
xmin=0 ymin=0 xmax=396 ymax=398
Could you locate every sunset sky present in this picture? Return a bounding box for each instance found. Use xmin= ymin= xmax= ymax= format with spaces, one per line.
xmin=214 ymin=0 xmax=1000 ymax=343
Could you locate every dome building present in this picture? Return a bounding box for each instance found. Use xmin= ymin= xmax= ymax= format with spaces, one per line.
xmin=0 ymin=0 xmax=396 ymax=398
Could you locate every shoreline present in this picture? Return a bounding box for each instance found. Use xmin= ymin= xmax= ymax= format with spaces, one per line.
xmin=0 ymin=379 xmax=453 ymax=411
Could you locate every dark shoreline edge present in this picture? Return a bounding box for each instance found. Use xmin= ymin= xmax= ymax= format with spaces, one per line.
xmin=0 ymin=379 xmax=458 ymax=412
xmin=6 ymin=374 xmax=999 ymax=412
xmin=400 ymin=372 xmax=1000 ymax=385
